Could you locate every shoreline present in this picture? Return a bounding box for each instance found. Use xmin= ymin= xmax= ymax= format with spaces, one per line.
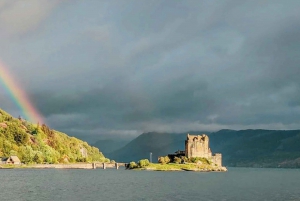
xmin=0 ymin=163 xmax=124 ymax=170
xmin=128 ymin=163 xmax=228 ymax=172
xmin=132 ymin=168 xmax=227 ymax=172
xmin=0 ymin=162 xmax=228 ymax=172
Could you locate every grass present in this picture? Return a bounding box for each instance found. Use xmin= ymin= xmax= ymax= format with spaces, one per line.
xmin=135 ymin=163 xmax=226 ymax=172
xmin=0 ymin=164 xmax=27 ymax=169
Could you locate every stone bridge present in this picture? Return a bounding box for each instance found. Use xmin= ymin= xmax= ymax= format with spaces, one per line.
xmin=29 ymin=163 xmax=127 ymax=170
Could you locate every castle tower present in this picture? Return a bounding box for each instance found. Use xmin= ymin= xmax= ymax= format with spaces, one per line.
xmin=185 ymin=134 xmax=212 ymax=158
xmin=212 ymin=153 xmax=222 ymax=167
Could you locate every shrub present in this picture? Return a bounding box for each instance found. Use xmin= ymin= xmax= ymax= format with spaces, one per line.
xmin=174 ymin=156 xmax=181 ymax=164
xmin=138 ymin=159 xmax=150 ymax=167
xmin=164 ymin=156 xmax=170 ymax=164
xmin=158 ymin=156 xmax=165 ymax=164
xmin=33 ymin=151 xmax=44 ymax=164
xmin=180 ymin=156 xmax=188 ymax=163
xmin=69 ymin=157 xmax=75 ymax=163
xmin=158 ymin=156 xmax=170 ymax=164
xmin=129 ymin=161 xmax=138 ymax=169
xmin=144 ymin=159 xmax=150 ymax=166
xmin=189 ymin=157 xmax=210 ymax=164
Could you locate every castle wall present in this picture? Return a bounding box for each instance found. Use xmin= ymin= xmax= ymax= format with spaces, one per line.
xmin=211 ymin=153 xmax=222 ymax=167
xmin=185 ymin=134 xmax=222 ymax=167
xmin=185 ymin=140 xmax=190 ymax=158
xmin=185 ymin=134 xmax=212 ymax=158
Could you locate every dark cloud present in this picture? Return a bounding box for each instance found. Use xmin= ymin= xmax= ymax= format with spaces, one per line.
xmin=1 ymin=0 xmax=300 ymax=141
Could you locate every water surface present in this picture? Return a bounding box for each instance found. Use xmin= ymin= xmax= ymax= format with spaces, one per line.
xmin=0 ymin=167 xmax=299 ymax=201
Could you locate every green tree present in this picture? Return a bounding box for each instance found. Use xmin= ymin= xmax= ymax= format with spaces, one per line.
xmin=18 ymin=146 xmax=35 ymax=164
xmin=33 ymin=151 xmax=44 ymax=163
xmin=10 ymin=150 xmax=18 ymax=156
xmin=14 ymin=132 xmax=29 ymax=145
xmin=2 ymin=140 xmax=12 ymax=156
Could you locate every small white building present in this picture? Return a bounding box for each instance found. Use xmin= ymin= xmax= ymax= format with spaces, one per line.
xmin=1 ymin=156 xmax=21 ymax=165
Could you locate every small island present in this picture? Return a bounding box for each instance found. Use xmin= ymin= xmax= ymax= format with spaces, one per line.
xmin=126 ymin=134 xmax=227 ymax=172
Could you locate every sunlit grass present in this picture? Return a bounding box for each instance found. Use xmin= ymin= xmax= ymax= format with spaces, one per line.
xmin=135 ymin=163 xmax=226 ymax=171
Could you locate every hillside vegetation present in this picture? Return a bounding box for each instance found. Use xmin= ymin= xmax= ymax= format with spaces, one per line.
xmin=0 ymin=108 xmax=107 ymax=164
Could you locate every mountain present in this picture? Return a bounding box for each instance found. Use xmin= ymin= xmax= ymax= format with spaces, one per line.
xmin=106 ymin=131 xmax=208 ymax=162
xmin=108 ymin=129 xmax=300 ymax=168
xmin=209 ymin=129 xmax=300 ymax=168
xmin=92 ymin=139 xmax=131 ymax=155
xmin=0 ymin=108 xmax=107 ymax=164
xmin=106 ymin=132 xmax=186 ymax=162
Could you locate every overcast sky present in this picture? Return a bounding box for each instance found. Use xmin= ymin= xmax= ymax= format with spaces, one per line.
xmin=0 ymin=0 xmax=300 ymax=142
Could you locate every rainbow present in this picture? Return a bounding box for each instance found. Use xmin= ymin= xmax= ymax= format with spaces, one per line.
xmin=0 ymin=60 xmax=43 ymax=123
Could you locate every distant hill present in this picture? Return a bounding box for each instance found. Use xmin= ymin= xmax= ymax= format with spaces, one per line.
xmin=0 ymin=108 xmax=107 ymax=164
xmin=92 ymin=139 xmax=131 ymax=155
xmin=108 ymin=129 xmax=300 ymax=168
xmin=209 ymin=129 xmax=300 ymax=168
xmin=106 ymin=131 xmax=208 ymax=162
xmin=105 ymin=132 xmax=185 ymax=162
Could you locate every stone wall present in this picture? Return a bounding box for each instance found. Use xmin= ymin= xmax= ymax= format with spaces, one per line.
xmin=30 ymin=163 xmax=125 ymax=169
xmin=211 ymin=153 xmax=222 ymax=167
xmin=185 ymin=134 xmax=212 ymax=158
xmin=185 ymin=134 xmax=223 ymax=167
xmin=31 ymin=163 xmax=95 ymax=169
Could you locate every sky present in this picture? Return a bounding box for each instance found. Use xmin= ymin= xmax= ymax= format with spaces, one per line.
xmin=0 ymin=0 xmax=300 ymax=142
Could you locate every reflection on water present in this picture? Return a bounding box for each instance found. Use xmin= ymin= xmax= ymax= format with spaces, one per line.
xmin=0 ymin=167 xmax=299 ymax=201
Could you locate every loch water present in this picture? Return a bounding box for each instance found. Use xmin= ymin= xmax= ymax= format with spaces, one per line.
xmin=0 ymin=167 xmax=299 ymax=201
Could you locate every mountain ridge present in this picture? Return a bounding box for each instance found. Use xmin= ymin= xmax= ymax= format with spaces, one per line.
xmin=102 ymin=129 xmax=300 ymax=168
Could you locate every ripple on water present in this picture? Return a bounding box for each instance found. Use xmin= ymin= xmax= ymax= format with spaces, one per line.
xmin=0 ymin=168 xmax=299 ymax=201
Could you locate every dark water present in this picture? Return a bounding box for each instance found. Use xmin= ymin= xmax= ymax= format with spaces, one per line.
xmin=0 ymin=167 xmax=299 ymax=201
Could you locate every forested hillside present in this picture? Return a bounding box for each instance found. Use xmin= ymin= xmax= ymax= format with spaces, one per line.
xmin=0 ymin=108 xmax=107 ymax=164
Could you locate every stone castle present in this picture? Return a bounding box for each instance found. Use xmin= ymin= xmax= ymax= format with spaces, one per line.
xmin=185 ymin=134 xmax=222 ymax=167
xmin=169 ymin=133 xmax=222 ymax=167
